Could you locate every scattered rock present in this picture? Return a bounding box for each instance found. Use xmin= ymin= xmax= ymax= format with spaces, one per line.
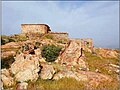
xmin=53 ymin=70 xmax=88 ymax=81
xmin=1 ymin=69 xmax=15 ymax=87
xmin=77 ymin=70 xmax=112 ymax=87
xmin=109 ymin=64 xmax=120 ymax=68
xmin=53 ymin=70 xmax=112 ymax=87
xmin=1 ymin=42 xmax=20 ymax=49
xmin=1 ymin=51 xmax=16 ymax=59
xmin=109 ymin=64 xmax=120 ymax=74
xmin=11 ymin=53 xmax=41 ymax=82
xmin=16 ymin=82 xmax=28 ymax=90
xmin=40 ymin=64 xmax=55 ymax=79
xmin=96 ymin=48 xmax=118 ymax=59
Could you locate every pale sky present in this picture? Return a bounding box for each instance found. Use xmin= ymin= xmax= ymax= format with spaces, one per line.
xmin=2 ymin=1 xmax=119 ymax=48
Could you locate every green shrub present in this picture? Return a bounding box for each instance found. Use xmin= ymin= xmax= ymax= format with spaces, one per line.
xmin=41 ymin=44 xmax=62 ymax=62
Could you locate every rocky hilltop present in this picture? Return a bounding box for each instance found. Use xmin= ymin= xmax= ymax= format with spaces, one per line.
xmin=1 ymin=25 xmax=119 ymax=90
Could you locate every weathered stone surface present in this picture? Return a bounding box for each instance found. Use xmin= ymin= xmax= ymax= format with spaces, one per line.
xmin=21 ymin=24 xmax=51 ymax=34
xmin=77 ymin=70 xmax=112 ymax=87
xmin=53 ymin=70 xmax=112 ymax=87
xmin=78 ymin=56 xmax=87 ymax=69
xmin=34 ymin=48 xmax=41 ymax=56
xmin=1 ymin=42 xmax=21 ymax=59
xmin=34 ymin=48 xmax=46 ymax=62
xmin=1 ymin=51 xmax=16 ymax=59
xmin=58 ymin=40 xmax=87 ymax=69
xmin=0 ymin=80 xmax=4 ymax=90
xmin=40 ymin=64 xmax=55 ymax=79
xmin=96 ymin=48 xmax=118 ymax=58
xmin=11 ymin=53 xmax=41 ymax=82
xmin=16 ymin=82 xmax=28 ymax=90
xmin=53 ymin=70 xmax=88 ymax=81
xmin=59 ymin=40 xmax=81 ymax=65
xmin=1 ymin=42 xmax=20 ymax=49
xmin=1 ymin=69 xmax=15 ymax=87
xmin=109 ymin=64 xmax=120 ymax=74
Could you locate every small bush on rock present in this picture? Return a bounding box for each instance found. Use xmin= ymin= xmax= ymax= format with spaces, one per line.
xmin=41 ymin=44 xmax=62 ymax=62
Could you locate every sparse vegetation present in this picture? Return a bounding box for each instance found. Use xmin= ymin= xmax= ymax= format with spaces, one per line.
xmin=27 ymin=77 xmax=120 ymax=90
xmin=42 ymin=34 xmax=54 ymax=39
xmin=1 ymin=34 xmax=28 ymax=45
xmin=57 ymin=39 xmax=68 ymax=44
xmin=84 ymin=51 xmax=119 ymax=78
xmin=27 ymin=77 xmax=86 ymax=90
xmin=1 ymin=55 xmax=15 ymax=69
xmin=41 ymin=44 xmax=62 ymax=62
xmin=1 ymin=31 xmax=119 ymax=90
xmin=1 ymin=35 xmax=15 ymax=45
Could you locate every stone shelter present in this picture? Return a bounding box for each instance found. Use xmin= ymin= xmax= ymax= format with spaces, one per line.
xmin=21 ymin=24 xmax=51 ymax=34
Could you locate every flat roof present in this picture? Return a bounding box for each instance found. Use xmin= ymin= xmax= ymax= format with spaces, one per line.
xmin=21 ymin=24 xmax=50 ymax=27
xmin=49 ymin=32 xmax=68 ymax=34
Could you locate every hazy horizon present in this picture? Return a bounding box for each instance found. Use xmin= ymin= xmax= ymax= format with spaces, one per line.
xmin=2 ymin=1 xmax=119 ymax=49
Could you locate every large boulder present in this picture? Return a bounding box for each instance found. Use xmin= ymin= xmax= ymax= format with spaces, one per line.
xmin=10 ymin=53 xmax=41 ymax=82
xmin=58 ymin=40 xmax=87 ymax=69
xmin=40 ymin=64 xmax=56 ymax=79
xmin=1 ymin=69 xmax=15 ymax=87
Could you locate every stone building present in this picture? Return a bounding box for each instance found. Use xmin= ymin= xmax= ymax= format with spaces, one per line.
xmin=21 ymin=24 xmax=51 ymax=34
xmin=21 ymin=24 xmax=69 ymax=39
xmin=21 ymin=24 xmax=93 ymax=49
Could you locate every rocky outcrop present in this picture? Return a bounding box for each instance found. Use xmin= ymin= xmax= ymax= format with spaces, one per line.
xmin=108 ymin=64 xmax=120 ymax=74
xmin=1 ymin=69 xmax=15 ymax=87
xmin=40 ymin=64 xmax=56 ymax=79
xmin=10 ymin=53 xmax=41 ymax=82
xmin=1 ymin=42 xmax=21 ymax=59
xmin=95 ymin=48 xmax=118 ymax=59
xmin=58 ymin=40 xmax=87 ymax=68
xmin=53 ymin=69 xmax=112 ymax=87
xmin=81 ymin=71 xmax=112 ymax=87
xmin=53 ymin=70 xmax=88 ymax=81
xmin=16 ymin=82 xmax=28 ymax=90
xmin=1 ymin=51 xmax=16 ymax=59
xmin=1 ymin=42 xmax=21 ymax=49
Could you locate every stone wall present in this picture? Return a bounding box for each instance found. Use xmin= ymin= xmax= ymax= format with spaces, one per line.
xmin=48 ymin=32 xmax=68 ymax=39
xmin=21 ymin=24 xmax=51 ymax=34
xmin=81 ymin=38 xmax=93 ymax=48
xmin=70 ymin=38 xmax=93 ymax=49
